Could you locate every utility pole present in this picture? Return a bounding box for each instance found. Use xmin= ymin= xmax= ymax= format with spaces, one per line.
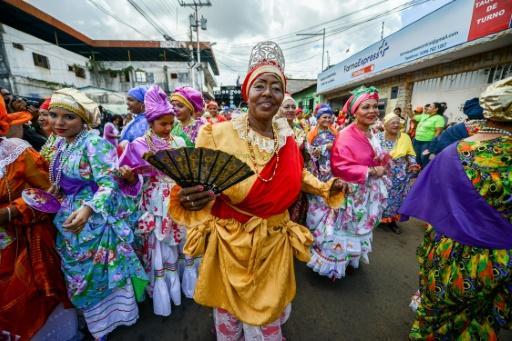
xmin=188 ymin=23 xmax=196 ymax=89
xmin=296 ymin=28 xmax=326 ymax=71
xmin=179 ymin=0 xmax=211 ymax=91
xmin=381 ymin=21 xmax=385 ymax=40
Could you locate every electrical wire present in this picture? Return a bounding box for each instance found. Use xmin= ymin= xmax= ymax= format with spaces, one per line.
xmin=87 ymin=0 xmax=155 ymax=39
xmin=214 ymin=0 xmax=433 ymax=77
xmin=218 ymin=0 xmax=431 ymax=53
xmin=126 ymin=0 xmax=172 ymax=39
xmin=226 ymin=0 xmax=394 ymax=48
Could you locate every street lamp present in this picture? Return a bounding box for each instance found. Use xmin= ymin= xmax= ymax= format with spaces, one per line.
xmin=296 ymin=28 xmax=326 ymax=71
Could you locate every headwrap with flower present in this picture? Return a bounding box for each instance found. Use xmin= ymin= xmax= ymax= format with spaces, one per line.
xmin=342 ymin=85 xmax=380 ymax=116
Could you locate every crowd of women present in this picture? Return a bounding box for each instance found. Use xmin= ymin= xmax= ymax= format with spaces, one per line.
xmin=0 ymin=40 xmax=510 ymax=341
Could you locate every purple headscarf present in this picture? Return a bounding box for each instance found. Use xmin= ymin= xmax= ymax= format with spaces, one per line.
xmin=171 ymin=87 xmax=204 ymax=113
xmin=144 ymin=85 xmax=175 ymax=122
xmin=315 ymin=104 xmax=334 ymax=120
xmin=128 ymin=86 xmax=148 ymax=103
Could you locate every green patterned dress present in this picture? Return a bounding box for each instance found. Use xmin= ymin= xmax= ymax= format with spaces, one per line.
xmin=52 ymin=131 xmax=148 ymax=338
xmin=410 ymin=136 xmax=512 ymax=340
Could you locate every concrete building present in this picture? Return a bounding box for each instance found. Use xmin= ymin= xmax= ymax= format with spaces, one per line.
xmin=317 ymin=0 xmax=512 ymax=123
xmin=0 ymin=0 xmax=219 ymax=112
xmin=291 ymin=83 xmax=320 ymax=114
xmin=1 ymin=24 xmax=90 ymax=98
xmin=286 ymin=79 xmax=319 ymax=113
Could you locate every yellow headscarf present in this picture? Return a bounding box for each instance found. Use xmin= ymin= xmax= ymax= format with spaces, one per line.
xmin=170 ymin=93 xmax=195 ymax=114
xmin=49 ymin=88 xmax=100 ymax=127
xmin=383 ymin=113 xmax=415 ymax=159
xmin=479 ymin=76 xmax=512 ymax=122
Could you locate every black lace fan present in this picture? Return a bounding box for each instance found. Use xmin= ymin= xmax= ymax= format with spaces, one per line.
xmin=143 ymin=147 xmax=255 ymax=194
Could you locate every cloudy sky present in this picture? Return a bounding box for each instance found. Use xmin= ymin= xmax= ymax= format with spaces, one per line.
xmin=26 ymin=0 xmax=452 ymax=86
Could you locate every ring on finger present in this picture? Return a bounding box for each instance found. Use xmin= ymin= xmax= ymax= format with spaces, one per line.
xmin=191 ymin=201 xmax=195 ymax=207
xmin=186 ymin=196 xmax=191 ymax=201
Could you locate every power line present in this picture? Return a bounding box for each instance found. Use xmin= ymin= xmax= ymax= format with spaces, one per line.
xmin=87 ymin=0 xmax=156 ymax=39
xmin=138 ymin=0 xmax=174 ymax=37
xmin=214 ymin=0 xmax=433 ymax=78
xmin=198 ymin=0 xmax=422 ymax=69
xmin=126 ymin=0 xmax=174 ymax=40
xmin=226 ymin=0 xmax=392 ymax=48
xmin=279 ymin=0 xmax=431 ymax=52
xmin=224 ymin=0 xmax=431 ymax=50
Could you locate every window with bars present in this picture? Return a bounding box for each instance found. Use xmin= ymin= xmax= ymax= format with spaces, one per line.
xmin=486 ymin=64 xmax=511 ymax=84
xmin=33 ymin=53 xmax=50 ymax=69
xmin=390 ymin=86 xmax=399 ymax=99
xmin=135 ymin=70 xmax=147 ymax=83
xmin=123 ymin=70 xmax=130 ymax=82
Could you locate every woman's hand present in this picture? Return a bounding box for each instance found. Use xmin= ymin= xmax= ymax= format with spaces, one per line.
xmin=370 ymin=166 xmax=386 ymax=177
xmin=325 ymin=143 xmax=333 ymax=151
xmin=63 ymin=206 xmax=93 ymax=233
xmin=179 ymin=185 xmax=215 ymax=211
xmin=330 ymin=179 xmax=349 ymax=195
xmin=118 ymin=166 xmax=136 ymax=184
xmin=408 ymin=164 xmax=421 ymax=173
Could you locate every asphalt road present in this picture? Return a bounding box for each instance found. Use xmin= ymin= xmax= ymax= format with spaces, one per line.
xmin=110 ymin=219 xmax=512 ymax=340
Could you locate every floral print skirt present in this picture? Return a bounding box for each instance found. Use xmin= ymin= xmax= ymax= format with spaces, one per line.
xmin=306 ymin=178 xmax=387 ymax=279
xmin=214 ymin=305 xmax=291 ymax=341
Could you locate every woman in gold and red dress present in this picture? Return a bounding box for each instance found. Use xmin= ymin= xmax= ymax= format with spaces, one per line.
xmin=169 ymin=41 xmax=347 ymax=341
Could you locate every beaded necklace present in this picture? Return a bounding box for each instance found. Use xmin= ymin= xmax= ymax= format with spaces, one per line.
xmin=479 ymin=126 xmax=512 ymax=137
xmin=144 ymin=129 xmax=175 ymax=152
xmin=244 ymin=116 xmax=280 ymax=183
xmin=49 ymin=130 xmax=88 ymax=188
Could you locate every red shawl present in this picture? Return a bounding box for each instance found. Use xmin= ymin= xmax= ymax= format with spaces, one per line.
xmin=212 ymin=136 xmax=303 ymax=223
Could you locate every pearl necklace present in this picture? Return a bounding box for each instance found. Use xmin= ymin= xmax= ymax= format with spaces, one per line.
xmin=245 ymin=116 xmax=280 ymax=183
xmin=49 ymin=130 xmax=88 ymax=188
xmin=479 ymin=126 xmax=512 ymax=136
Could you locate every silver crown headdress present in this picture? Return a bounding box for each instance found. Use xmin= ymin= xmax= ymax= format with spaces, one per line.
xmin=247 ymin=41 xmax=285 ymax=73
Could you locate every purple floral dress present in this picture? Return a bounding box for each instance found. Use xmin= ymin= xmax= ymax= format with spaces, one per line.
xmin=180 ymin=119 xmax=205 ymax=145
xmin=378 ymin=132 xmax=417 ymax=222
xmin=305 ymin=130 xmax=346 ymax=279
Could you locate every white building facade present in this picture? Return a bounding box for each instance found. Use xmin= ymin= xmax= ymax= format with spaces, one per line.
xmin=1 ymin=25 xmax=90 ymax=97
xmin=0 ymin=21 xmax=218 ymax=112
